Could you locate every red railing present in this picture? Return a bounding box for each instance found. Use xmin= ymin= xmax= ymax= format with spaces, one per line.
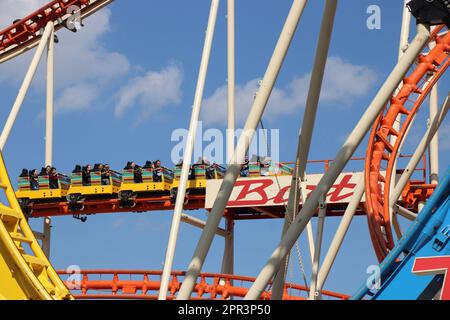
xmin=57 ymin=270 xmax=349 ymax=300
xmin=281 ymin=154 xmax=427 ymax=175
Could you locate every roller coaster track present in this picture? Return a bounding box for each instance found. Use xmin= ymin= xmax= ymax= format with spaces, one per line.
xmin=56 ymin=270 xmax=349 ymax=300
xmin=0 ymin=151 xmax=72 ymax=299
xmin=0 ymin=0 xmax=114 ymax=64
xmin=365 ymin=25 xmax=450 ymax=262
xmin=21 ymin=158 xmax=374 ymax=220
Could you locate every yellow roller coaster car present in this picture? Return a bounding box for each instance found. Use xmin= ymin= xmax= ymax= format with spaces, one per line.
xmin=120 ymin=167 xmax=174 ymax=192
xmin=117 ymin=166 xmax=174 ymax=207
xmin=67 ymin=170 xmax=122 ymax=196
xmin=14 ymin=161 xmax=292 ymax=212
xmin=15 ymin=173 xmax=70 ymax=200
xmin=65 ymin=169 xmax=122 ymax=212
xmin=171 ymin=164 xmax=226 ymax=189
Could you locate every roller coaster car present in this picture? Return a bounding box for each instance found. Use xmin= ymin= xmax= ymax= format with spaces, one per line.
xmin=171 ymin=164 xmax=226 ymax=189
xmin=16 ymin=173 xmax=71 ymax=216
xmin=247 ymin=161 xmax=293 ymax=177
xmin=16 ymin=173 xmax=71 ymax=200
xmin=170 ymin=164 xmax=225 ymax=204
xmin=66 ymin=170 xmax=122 ymax=211
xmin=118 ymin=167 xmax=174 ymax=208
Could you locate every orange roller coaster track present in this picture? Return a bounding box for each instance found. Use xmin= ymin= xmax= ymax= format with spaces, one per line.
xmin=365 ymin=25 xmax=450 ymax=262
xmin=56 ymin=270 xmax=350 ymax=300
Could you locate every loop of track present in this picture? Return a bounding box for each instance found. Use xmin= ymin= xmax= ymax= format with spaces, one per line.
xmin=364 ymin=26 xmax=450 ymax=262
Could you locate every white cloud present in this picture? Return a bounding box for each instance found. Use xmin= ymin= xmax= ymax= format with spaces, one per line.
xmin=0 ymin=3 xmax=182 ymax=123
xmin=53 ymin=10 xmax=130 ymax=89
xmin=202 ymin=56 xmax=377 ymax=125
xmin=0 ymin=3 xmax=130 ymax=114
xmin=54 ymin=83 xmax=99 ymax=113
xmin=114 ymin=64 xmax=183 ymax=119
xmin=0 ymin=0 xmax=47 ymax=29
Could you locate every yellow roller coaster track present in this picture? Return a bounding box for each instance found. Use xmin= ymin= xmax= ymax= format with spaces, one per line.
xmin=0 ymin=149 xmax=72 ymax=300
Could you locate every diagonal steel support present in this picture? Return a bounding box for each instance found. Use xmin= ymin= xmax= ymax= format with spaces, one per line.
xmin=271 ymin=0 xmax=337 ymax=299
xmin=177 ymin=0 xmax=308 ymax=300
xmin=0 ymin=22 xmax=54 ymax=150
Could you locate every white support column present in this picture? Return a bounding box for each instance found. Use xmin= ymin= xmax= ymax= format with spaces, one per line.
xmin=158 ymin=0 xmax=220 ymax=300
xmin=222 ymin=0 xmax=236 ymax=277
xmin=227 ymin=0 xmax=236 ymax=163
xmin=271 ymin=0 xmax=337 ymax=300
xmin=42 ymin=217 xmax=52 ymax=258
xmin=221 ymin=216 xmax=234 ymax=275
xmin=429 ymin=84 xmax=439 ymax=184
xmin=44 ymin=25 xmax=54 ymax=261
xmin=427 ymin=26 xmax=438 ymax=185
xmin=304 ymin=190 xmax=315 ymax=266
xmin=0 ymin=22 xmax=54 ymax=150
xmin=181 ymin=213 xmax=228 ymax=238
xmin=245 ymin=24 xmax=431 ymax=300
xmin=177 ymin=0 xmax=308 ymax=300
xmin=390 ymin=94 xmax=449 ymax=209
xmin=390 ymin=0 xmax=412 ymax=239
xmin=392 ymin=0 xmax=412 ymax=146
xmin=45 ymin=26 xmax=55 ymax=167
xmin=316 ymin=175 xmax=365 ymax=292
xmin=309 ymin=195 xmax=327 ymax=300
xmin=394 ymin=204 xmax=417 ymax=221
xmin=398 ymin=0 xmax=411 ymax=61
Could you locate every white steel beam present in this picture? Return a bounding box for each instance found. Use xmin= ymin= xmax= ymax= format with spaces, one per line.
xmin=221 ymin=216 xmax=234 ymax=275
xmin=0 ymin=22 xmax=54 ymax=150
xmin=181 ymin=213 xmax=228 ymax=238
xmin=227 ymin=0 xmax=236 ymax=163
xmin=429 ymin=84 xmax=439 ymax=184
xmin=390 ymin=0 xmax=412 ymax=239
xmin=177 ymin=0 xmax=308 ymax=300
xmin=42 ymin=217 xmax=52 ymax=258
xmin=309 ymin=195 xmax=327 ymax=300
xmin=271 ymin=0 xmax=337 ymax=299
xmin=398 ymin=0 xmax=411 ymax=61
xmin=394 ymin=205 xmax=417 ymax=221
xmin=158 ymin=0 xmax=220 ymax=300
xmin=222 ymin=0 xmax=236 ymax=277
xmin=45 ymin=26 xmax=55 ymax=166
xmin=316 ymin=176 xmax=365 ymax=293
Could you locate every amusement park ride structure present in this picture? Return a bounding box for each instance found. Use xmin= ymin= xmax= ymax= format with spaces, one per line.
xmin=0 ymin=0 xmax=449 ymax=300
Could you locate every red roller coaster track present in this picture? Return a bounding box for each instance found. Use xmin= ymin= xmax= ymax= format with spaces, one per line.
xmin=365 ymin=25 xmax=450 ymax=262
xmin=25 ymin=157 xmax=426 ymax=220
xmin=0 ymin=0 xmax=113 ymax=63
xmin=56 ymin=270 xmax=350 ymax=300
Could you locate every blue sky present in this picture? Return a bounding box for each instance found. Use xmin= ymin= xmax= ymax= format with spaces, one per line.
xmin=0 ymin=0 xmax=449 ymax=297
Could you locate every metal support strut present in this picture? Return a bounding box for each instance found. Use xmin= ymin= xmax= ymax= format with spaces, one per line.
xmin=177 ymin=0 xmax=308 ymax=300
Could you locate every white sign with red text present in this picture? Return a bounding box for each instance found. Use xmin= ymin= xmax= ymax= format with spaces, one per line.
xmin=205 ymin=172 xmax=365 ymax=209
